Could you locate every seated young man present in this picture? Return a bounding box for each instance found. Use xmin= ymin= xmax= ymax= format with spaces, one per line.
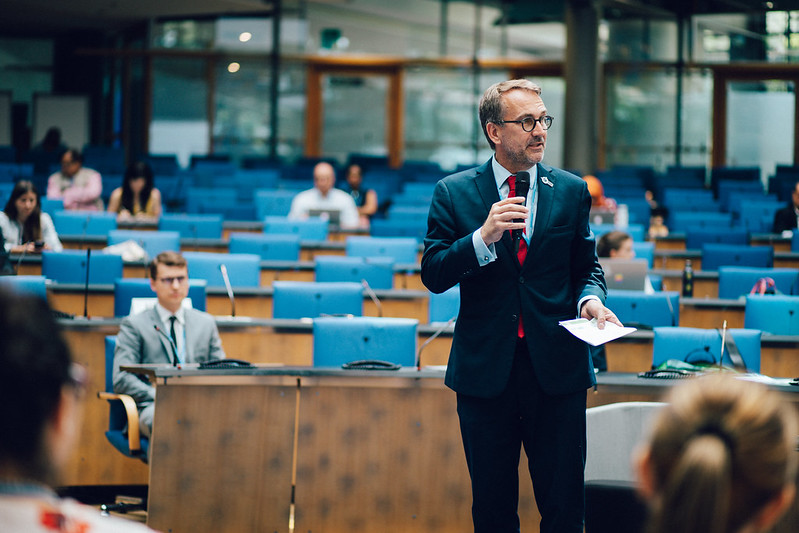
xmin=113 ymin=250 xmax=225 ymax=438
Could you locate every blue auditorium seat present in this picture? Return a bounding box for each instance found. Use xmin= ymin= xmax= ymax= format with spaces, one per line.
xmin=272 ymin=281 xmax=363 ymax=319
xmin=182 ymin=251 xmax=261 ymax=288
xmin=652 ymin=327 xmax=761 ymax=372
xmin=315 ymin=255 xmax=394 ymax=290
xmin=228 ymin=233 xmax=301 ymax=261
xmin=604 ymin=290 xmax=679 ymax=328
xmin=684 ymin=228 xmax=748 ymax=250
xmin=345 ymin=236 xmax=419 ymax=264
xmin=254 ymin=189 xmax=297 ymax=219
xmin=370 ymin=218 xmax=427 ymax=241
xmin=312 ymin=316 xmax=418 ymax=367
xmin=159 ymin=213 xmax=223 ymax=239
xmin=744 ymin=294 xmax=799 ymax=336
xmin=263 ymin=216 xmax=329 ymax=241
xmin=52 ymin=210 xmax=117 ymax=236
xmin=42 ymin=250 xmax=123 ymax=284
xmin=428 ymin=285 xmax=460 ymax=324
xmin=107 ymin=230 xmax=181 ymax=259
xmin=113 ymin=277 xmax=207 ymax=317
xmin=700 ymin=244 xmax=773 ymax=271
xmin=717 ymin=266 xmax=799 ymax=299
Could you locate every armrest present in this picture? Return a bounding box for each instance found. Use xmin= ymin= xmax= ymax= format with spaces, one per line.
xmin=97 ymin=391 xmax=144 ymax=455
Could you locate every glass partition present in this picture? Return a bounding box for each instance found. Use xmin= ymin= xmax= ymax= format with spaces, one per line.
xmin=726 ymin=79 xmax=795 ymax=181
xmin=149 ymin=57 xmax=209 ymax=168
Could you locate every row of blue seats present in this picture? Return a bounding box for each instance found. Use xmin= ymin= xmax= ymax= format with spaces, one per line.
xmin=0 ymin=273 xmax=460 ymax=326
xmin=606 ymin=290 xmax=798 ymax=342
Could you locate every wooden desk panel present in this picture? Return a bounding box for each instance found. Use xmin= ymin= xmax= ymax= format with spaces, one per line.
xmin=147 ymin=380 xmax=297 ymax=533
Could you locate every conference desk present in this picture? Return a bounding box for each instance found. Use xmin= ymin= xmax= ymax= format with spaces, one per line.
xmin=61 ymin=311 xmax=799 ymax=492
xmin=653 ymin=233 xmax=792 ymax=252
xmin=126 ymin=365 xmax=799 ymax=533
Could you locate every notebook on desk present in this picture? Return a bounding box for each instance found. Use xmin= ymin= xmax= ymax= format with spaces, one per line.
xmin=308 ymin=208 xmax=341 ymax=225
xmin=599 ymin=258 xmax=648 ymax=291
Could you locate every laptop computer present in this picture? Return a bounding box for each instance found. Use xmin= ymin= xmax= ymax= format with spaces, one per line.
xmin=308 ymin=208 xmax=341 ymax=225
xmin=590 ymin=208 xmax=616 ymax=226
xmin=599 ymin=258 xmax=649 ymax=291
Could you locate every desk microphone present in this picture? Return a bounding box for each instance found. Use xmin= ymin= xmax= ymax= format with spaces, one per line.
xmin=416 ymin=316 xmax=455 ymax=371
xmin=82 ymin=248 xmax=91 ymax=318
xmin=512 ymin=171 xmax=530 ymax=254
xmin=79 ymin=214 xmax=91 ymax=250
xmin=361 ymin=279 xmax=382 ymax=317
xmin=153 ymin=324 xmax=179 ymax=366
xmin=14 ymin=242 xmax=30 ymax=275
xmin=219 ymin=264 xmax=236 ymax=317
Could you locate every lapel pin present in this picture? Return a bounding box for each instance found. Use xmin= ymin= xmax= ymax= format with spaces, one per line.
xmin=541 ymin=175 xmax=553 ymax=187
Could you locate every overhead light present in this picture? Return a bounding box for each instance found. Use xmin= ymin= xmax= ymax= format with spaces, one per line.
xmin=228 ymin=62 xmax=241 ymax=73
xmin=239 ymin=32 xmax=252 ymax=43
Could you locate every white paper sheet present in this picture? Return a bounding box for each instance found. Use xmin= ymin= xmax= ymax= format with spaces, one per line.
xmin=559 ymin=318 xmax=637 ymax=346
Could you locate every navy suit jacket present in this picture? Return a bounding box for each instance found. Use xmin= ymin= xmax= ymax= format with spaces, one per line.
xmin=421 ymin=160 xmax=606 ymax=398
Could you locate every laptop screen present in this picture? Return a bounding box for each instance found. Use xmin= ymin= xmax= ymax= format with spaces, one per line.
xmin=308 ymin=208 xmax=341 ymax=225
xmin=599 ymin=258 xmax=648 ymax=291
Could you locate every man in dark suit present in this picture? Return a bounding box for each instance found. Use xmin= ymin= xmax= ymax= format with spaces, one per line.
xmin=421 ymin=79 xmax=620 ymax=533
xmin=772 ymin=180 xmax=799 ymax=234
xmin=113 ymin=251 xmax=225 ymax=438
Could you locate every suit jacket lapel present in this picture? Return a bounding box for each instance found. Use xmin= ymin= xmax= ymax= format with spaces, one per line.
xmin=473 ymin=162 xmax=518 ymax=265
xmin=527 ymin=164 xmax=554 ymax=262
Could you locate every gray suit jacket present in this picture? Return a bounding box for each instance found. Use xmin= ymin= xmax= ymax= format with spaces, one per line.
xmin=112 ymin=306 xmax=225 ymax=410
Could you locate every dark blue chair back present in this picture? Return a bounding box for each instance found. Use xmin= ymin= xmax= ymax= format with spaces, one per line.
xmin=263 ymin=216 xmax=329 ymax=241
xmin=42 ymin=250 xmax=123 ymax=284
xmin=52 ymin=210 xmax=117 ymax=236
xmin=717 ymin=267 xmax=799 ymax=299
xmin=700 ymin=244 xmax=773 ymax=271
xmin=159 ymin=213 xmax=223 ymax=239
xmin=428 ymin=285 xmax=460 ymax=324
xmin=107 ymin=230 xmax=181 ymax=259
xmin=315 ymin=255 xmax=394 ymax=290
xmin=652 ymin=327 xmax=761 ymax=372
xmin=685 ymin=228 xmax=748 ymax=250
xmin=312 ymin=316 xmax=417 ymax=367
xmin=273 ymin=281 xmax=363 ymax=319
xmin=744 ymin=294 xmax=799 ymax=335
xmin=345 ymin=236 xmax=419 ymax=264
xmin=229 ymin=232 xmax=301 ymax=261
xmin=103 ymin=336 xmax=150 ymax=459
xmin=605 ymin=290 xmax=679 ymax=328
xmin=182 ymin=251 xmax=261 ymax=288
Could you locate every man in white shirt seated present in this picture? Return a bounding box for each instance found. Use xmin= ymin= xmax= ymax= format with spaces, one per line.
xmin=288 ymin=162 xmax=361 ymax=229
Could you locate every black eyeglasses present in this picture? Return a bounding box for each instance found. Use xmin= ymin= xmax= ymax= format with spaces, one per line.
xmin=158 ymin=276 xmax=188 ymax=285
xmin=497 ymin=115 xmax=554 ymax=132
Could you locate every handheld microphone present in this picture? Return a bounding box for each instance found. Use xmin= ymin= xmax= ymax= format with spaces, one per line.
xmin=83 ymin=248 xmax=91 ymax=318
xmin=416 ymin=316 xmax=456 ymax=371
xmin=361 ymin=279 xmax=382 ymax=317
xmin=512 ymin=171 xmax=530 ymax=253
xmin=219 ymin=264 xmax=236 ymax=317
xmin=153 ymin=324 xmax=179 ymax=366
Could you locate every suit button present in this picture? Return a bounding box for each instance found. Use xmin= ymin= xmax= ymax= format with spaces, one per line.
xmin=511 ymin=314 xmax=518 ymax=322
xmin=519 ymin=276 xmax=525 ymax=284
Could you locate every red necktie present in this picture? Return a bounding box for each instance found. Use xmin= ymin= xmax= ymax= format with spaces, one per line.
xmin=507 ymin=175 xmax=528 ymax=264
xmin=508 ymin=175 xmax=526 ymax=337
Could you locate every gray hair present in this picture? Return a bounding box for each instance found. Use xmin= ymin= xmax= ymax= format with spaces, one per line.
xmin=478 ymin=79 xmax=542 ymax=150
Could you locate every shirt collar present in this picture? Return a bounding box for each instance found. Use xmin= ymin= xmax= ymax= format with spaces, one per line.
xmin=491 ymin=157 xmax=538 ymax=194
xmin=155 ymin=302 xmax=185 ymax=326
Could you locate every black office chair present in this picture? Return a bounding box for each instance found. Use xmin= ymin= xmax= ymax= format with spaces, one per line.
xmin=97 ymin=335 xmax=149 ymax=514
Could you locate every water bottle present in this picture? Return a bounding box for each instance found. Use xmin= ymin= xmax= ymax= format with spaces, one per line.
xmin=681 ymin=259 xmax=694 ymax=297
